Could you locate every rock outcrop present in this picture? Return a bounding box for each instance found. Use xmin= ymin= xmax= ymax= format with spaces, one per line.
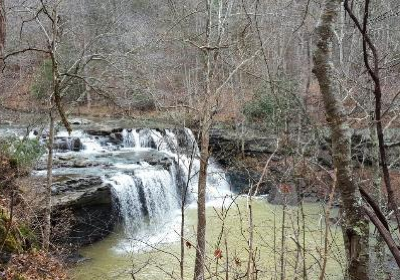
xmin=208 ymin=127 xmax=400 ymax=204
xmin=51 ymin=176 xmax=116 ymax=246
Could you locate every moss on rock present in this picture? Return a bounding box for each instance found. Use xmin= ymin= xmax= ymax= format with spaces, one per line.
xmin=0 ymin=210 xmax=38 ymax=258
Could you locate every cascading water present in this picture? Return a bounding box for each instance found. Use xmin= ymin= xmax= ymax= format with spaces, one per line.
xmin=28 ymin=125 xmax=231 ymax=251
xmin=122 ymin=129 xmax=141 ymax=148
xmin=107 ymin=168 xmax=179 ymax=235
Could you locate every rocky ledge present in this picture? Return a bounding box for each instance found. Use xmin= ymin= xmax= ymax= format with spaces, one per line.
xmin=208 ymin=127 xmax=400 ymax=205
xmin=51 ymin=176 xmax=116 ymax=246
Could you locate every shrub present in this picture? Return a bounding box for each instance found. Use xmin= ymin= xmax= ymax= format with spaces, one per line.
xmin=130 ymin=90 xmax=156 ymax=111
xmin=31 ymin=59 xmax=53 ymax=100
xmin=243 ymin=78 xmax=300 ymax=130
xmin=0 ymin=137 xmax=45 ymax=176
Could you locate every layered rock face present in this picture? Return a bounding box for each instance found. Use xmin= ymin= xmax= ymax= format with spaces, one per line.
xmin=37 ymin=125 xmax=229 ymax=247
xmin=25 ymin=122 xmax=400 ymax=246
xmin=207 ymin=127 xmax=400 ymax=204
xmin=51 ymin=176 xmax=115 ymax=246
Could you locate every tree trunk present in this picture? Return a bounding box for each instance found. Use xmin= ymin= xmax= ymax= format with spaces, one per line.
xmin=313 ymin=1 xmax=369 ymax=279
xmin=0 ymin=0 xmax=5 ymax=60
xmin=43 ymin=111 xmax=55 ymax=251
xmin=193 ymin=6 xmax=213 ymax=274
xmin=369 ymin=119 xmax=386 ymax=278
xmin=193 ymin=110 xmax=210 ymax=280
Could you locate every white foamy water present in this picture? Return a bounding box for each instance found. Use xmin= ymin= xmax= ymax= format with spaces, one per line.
xmin=30 ymin=126 xmax=232 ymax=253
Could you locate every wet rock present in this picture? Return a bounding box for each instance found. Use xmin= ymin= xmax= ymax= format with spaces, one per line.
xmin=73 ymin=160 xmax=91 ymax=168
xmin=109 ymin=132 xmax=123 ymax=144
xmin=36 ymin=156 xmax=108 ymax=170
xmin=226 ymin=169 xmax=272 ymax=194
xmin=85 ymin=129 xmax=112 ymax=136
xmin=51 ymin=176 xmax=116 ymax=246
xmin=208 ymin=128 xmax=277 ymax=163
xmin=58 ymin=154 xmax=76 ymax=161
xmin=111 ymin=128 xmax=124 ymax=133
xmin=69 ymin=118 xmax=92 ymax=126
xmin=53 ymin=137 xmax=82 ymax=152
xmin=206 ymin=128 xmax=280 ymax=195
xmin=153 ymin=157 xmax=172 ymax=168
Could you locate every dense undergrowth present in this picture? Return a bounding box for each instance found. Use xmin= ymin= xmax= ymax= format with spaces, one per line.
xmin=0 ymin=137 xmax=67 ymax=280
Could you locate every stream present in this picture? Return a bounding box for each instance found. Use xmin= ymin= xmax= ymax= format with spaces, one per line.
xmin=0 ymin=120 xmax=345 ymax=279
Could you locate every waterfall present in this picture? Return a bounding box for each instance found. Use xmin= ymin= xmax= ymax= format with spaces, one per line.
xmin=122 ymin=129 xmax=133 ymax=148
xmin=108 ymin=174 xmax=144 ymax=233
xmin=49 ymin=127 xmax=231 ymax=202
xmin=3 ymin=123 xmax=234 ymax=253
xmin=43 ymin=126 xmax=231 ymax=249
xmin=133 ymin=130 xmax=141 ymax=148
xmin=122 ymin=129 xmax=141 ymax=148
xmin=107 ymin=168 xmax=179 ymax=236
xmin=138 ymin=129 xmax=158 ymax=149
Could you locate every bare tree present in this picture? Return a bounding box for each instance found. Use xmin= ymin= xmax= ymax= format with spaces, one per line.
xmin=313 ymin=0 xmax=370 ymax=279
xmin=3 ymin=0 xmax=74 ymax=250
xmin=344 ymin=0 xmax=400 ymax=232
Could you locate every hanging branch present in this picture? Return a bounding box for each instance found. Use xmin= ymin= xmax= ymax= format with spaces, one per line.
xmin=359 ymin=186 xmax=389 ymax=230
xmin=344 ymin=0 xmax=400 ymax=233
xmin=363 ymin=205 xmax=400 ymax=267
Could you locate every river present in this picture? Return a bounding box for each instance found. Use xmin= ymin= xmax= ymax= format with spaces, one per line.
xmin=71 ymin=198 xmax=344 ymax=280
xmin=0 ymin=121 xmax=345 ymax=279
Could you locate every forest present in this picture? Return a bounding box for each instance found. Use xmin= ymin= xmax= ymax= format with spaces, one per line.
xmin=1 ymin=0 xmax=400 ymax=279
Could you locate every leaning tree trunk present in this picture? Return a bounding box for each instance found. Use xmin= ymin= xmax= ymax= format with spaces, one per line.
xmin=369 ymin=119 xmax=386 ymax=278
xmin=313 ymin=1 xmax=369 ymax=279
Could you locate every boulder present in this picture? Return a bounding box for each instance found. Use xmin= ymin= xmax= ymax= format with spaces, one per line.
xmin=69 ymin=118 xmax=92 ymax=126
xmin=51 ymin=176 xmax=117 ymax=246
xmin=53 ymin=137 xmax=82 ymax=152
xmin=72 ymin=159 xmax=91 ymax=168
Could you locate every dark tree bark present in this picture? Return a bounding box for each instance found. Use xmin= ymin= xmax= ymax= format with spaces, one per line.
xmin=363 ymin=206 xmax=400 ymax=267
xmin=313 ymin=0 xmax=370 ymax=279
